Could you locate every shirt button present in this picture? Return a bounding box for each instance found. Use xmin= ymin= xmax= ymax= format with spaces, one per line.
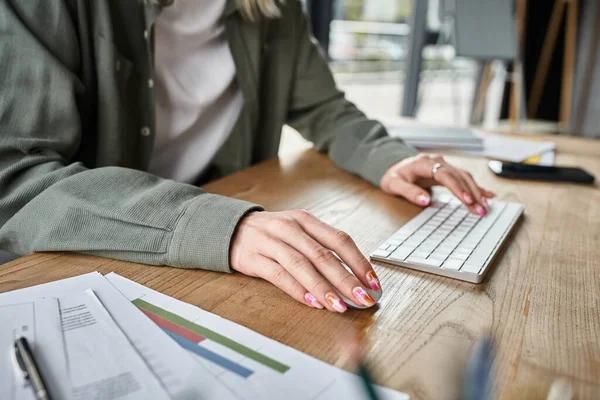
xmin=143 ymin=30 xmax=149 ymax=40
xmin=140 ymin=127 xmax=151 ymax=137
xmin=148 ymin=79 xmax=154 ymax=89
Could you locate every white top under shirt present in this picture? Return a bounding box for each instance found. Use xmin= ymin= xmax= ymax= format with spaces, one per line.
xmin=149 ymin=0 xmax=243 ymax=183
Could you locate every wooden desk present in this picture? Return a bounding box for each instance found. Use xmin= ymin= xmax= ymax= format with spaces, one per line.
xmin=1 ymin=136 xmax=599 ymax=399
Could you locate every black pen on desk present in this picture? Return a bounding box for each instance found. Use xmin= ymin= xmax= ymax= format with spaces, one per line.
xmin=462 ymin=335 xmax=494 ymax=400
xmin=12 ymin=337 xmax=52 ymax=400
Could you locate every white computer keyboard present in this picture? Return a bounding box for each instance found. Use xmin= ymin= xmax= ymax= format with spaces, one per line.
xmin=370 ymin=195 xmax=524 ymax=283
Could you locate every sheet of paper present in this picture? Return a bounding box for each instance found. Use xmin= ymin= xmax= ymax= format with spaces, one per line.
xmin=107 ymin=272 xmax=410 ymax=400
xmin=523 ymin=149 xmax=555 ymax=166
xmin=59 ymin=289 xmax=169 ymax=399
xmin=461 ymin=133 xmax=555 ymax=162
xmin=0 ymin=272 xmax=227 ymax=399
xmin=0 ymin=297 xmax=70 ymax=400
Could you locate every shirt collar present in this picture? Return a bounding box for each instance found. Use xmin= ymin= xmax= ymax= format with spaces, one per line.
xmin=224 ymin=0 xmax=240 ymax=17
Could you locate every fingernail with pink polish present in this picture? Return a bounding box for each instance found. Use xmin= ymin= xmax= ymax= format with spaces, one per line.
xmin=475 ymin=205 xmax=486 ymax=216
xmin=366 ymin=271 xmax=381 ymax=291
xmin=463 ymin=192 xmax=473 ymax=204
xmin=305 ymin=293 xmax=323 ymax=309
xmin=417 ymin=194 xmax=430 ymax=206
xmin=325 ymin=293 xmax=347 ymax=313
xmin=353 ymin=287 xmax=375 ymax=307
xmin=482 ymin=198 xmax=491 ymax=211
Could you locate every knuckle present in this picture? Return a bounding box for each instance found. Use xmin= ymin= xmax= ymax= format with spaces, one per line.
xmin=272 ymin=216 xmax=297 ymax=232
xmin=269 ymin=267 xmax=288 ymax=286
xmin=338 ymin=273 xmax=359 ymax=289
xmin=309 ymin=279 xmax=330 ymax=294
xmin=293 ymin=209 xmax=313 ymax=221
xmin=289 ymin=280 xmax=305 ymax=297
xmin=286 ymin=254 xmax=308 ymax=272
xmin=334 ymin=230 xmax=352 ymax=246
xmin=357 ymin=258 xmax=373 ymax=272
xmin=312 ymin=246 xmax=335 ymax=265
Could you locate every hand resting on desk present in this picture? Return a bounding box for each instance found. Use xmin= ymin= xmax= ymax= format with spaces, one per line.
xmin=381 ymin=153 xmax=495 ymax=216
xmin=230 ymin=154 xmax=494 ymax=313
xmin=230 ymin=210 xmax=379 ymax=313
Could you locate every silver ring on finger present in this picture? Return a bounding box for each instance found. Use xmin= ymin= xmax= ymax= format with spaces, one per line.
xmin=431 ymin=162 xmax=443 ymax=179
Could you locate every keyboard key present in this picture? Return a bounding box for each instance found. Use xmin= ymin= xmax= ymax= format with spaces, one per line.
xmin=460 ymin=262 xmax=482 ymax=274
xmin=389 ymin=247 xmax=412 ymax=261
xmin=428 ymin=253 xmax=447 ymax=261
xmin=417 ymin=245 xmax=436 ymax=254
xmin=432 ymin=251 xmax=451 ymax=260
xmin=429 ymin=236 xmax=446 ymax=244
xmin=436 ymin=245 xmax=456 ymax=253
xmin=442 ymin=259 xmax=464 ymax=270
xmin=406 ymin=257 xmax=443 ymax=268
xmin=448 ymin=253 xmax=469 ymax=261
xmin=452 ymin=248 xmax=472 ymax=256
xmin=403 ymin=238 xmax=422 ymax=247
xmin=459 ymin=245 xmax=476 ymax=253
xmin=411 ymin=250 xmax=431 ymax=259
xmin=422 ymin=237 xmax=440 ymax=245
xmin=372 ymin=249 xmax=391 ymax=258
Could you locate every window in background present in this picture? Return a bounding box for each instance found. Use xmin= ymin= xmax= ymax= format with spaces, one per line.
xmin=329 ymin=0 xmax=479 ymax=126
xmin=280 ymin=0 xmax=484 ymax=156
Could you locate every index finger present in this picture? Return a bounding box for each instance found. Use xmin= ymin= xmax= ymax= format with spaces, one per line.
xmin=292 ymin=210 xmax=381 ymax=292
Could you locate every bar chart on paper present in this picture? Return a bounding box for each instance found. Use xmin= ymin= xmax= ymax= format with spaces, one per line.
xmin=106 ymin=273 xmax=408 ymax=400
xmin=132 ymin=298 xmax=289 ymax=379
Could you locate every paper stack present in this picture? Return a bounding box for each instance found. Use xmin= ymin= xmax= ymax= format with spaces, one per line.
xmin=379 ymin=117 xmax=556 ymax=166
xmin=383 ymin=119 xmax=485 ymax=150
xmin=0 ymin=272 xmax=409 ymax=400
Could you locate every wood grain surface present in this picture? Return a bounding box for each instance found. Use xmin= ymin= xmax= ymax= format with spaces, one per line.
xmin=1 ymin=134 xmax=599 ymax=400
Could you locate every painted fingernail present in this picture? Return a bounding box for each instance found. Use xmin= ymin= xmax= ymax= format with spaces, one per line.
xmin=417 ymin=194 xmax=430 ymax=206
xmin=353 ymin=287 xmax=375 ymax=307
xmin=463 ymin=192 xmax=473 ymax=204
xmin=366 ymin=271 xmax=381 ymax=291
xmin=325 ymin=293 xmax=347 ymax=313
xmin=475 ymin=205 xmax=486 ymax=216
xmin=482 ymin=198 xmax=491 ymax=211
xmin=305 ymin=293 xmax=323 ymax=309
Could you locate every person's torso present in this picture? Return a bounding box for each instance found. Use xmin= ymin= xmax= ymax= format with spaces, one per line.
xmin=149 ymin=0 xmax=243 ymax=183
xmin=71 ymin=0 xmax=298 ymax=183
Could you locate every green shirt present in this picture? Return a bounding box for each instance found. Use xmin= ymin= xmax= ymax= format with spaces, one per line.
xmin=0 ymin=0 xmax=417 ymax=272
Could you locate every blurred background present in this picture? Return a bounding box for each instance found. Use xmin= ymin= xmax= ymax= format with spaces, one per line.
xmin=282 ymin=0 xmax=599 ymax=154
xmin=328 ymin=0 xmax=478 ymax=127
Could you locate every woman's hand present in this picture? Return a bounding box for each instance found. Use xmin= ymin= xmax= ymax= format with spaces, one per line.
xmin=230 ymin=210 xmax=381 ymax=313
xmin=380 ymin=153 xmax=495 ymax=215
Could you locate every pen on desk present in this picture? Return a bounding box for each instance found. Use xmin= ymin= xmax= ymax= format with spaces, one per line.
xmin=356 ymin=361 xmax=381 ymax=400
xmin=462 ymin=334 xmax=493 ymax=400
xmin=12 ymin=337 xmax=52 ymax=400
xmin=343 ymin=332 xmax=381 ymax=400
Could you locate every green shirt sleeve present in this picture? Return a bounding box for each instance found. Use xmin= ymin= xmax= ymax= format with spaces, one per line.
xmin=0 ymin=0 xmax=261 ymax=272
xmin=284 ymin=1 xmax=419 ymax=187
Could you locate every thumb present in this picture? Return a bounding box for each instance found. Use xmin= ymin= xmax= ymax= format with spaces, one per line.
xmin=386 ymin=178 xmax=431 ymax=206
